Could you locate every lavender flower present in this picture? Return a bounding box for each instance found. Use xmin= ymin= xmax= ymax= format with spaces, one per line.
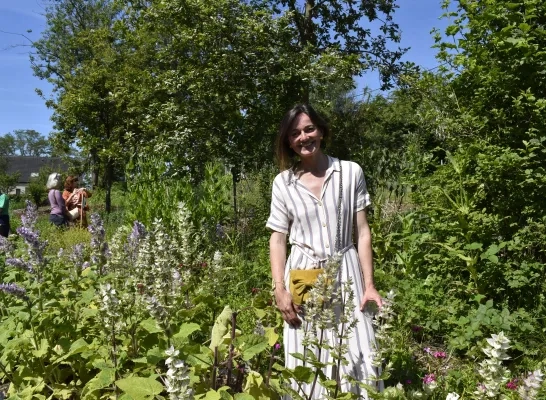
xmin=5 ymin=258 xmax=34 ymax=273
xmin=17 ymin=227 xmax=40 ymax=248
xmin=88 ymin=214 xmax=110 ymax=268
xmin=20 ymin=200 xmax=38 ymax=229
xmin=0 ymin=235 xmax=14 ymax=255
xmin=70 ymin=243 xmax=85 ymax=266
xmin=0 ymin=283 xmax=29 ymax=301
xmin=15 ymin=226 xmax=47 ymax=276
xmin=129 ymin=221 xmax=147 ymax=246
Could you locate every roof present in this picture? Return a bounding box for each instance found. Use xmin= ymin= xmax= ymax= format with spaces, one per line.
xmin=4 ymin=156 xmax=69 ymax=184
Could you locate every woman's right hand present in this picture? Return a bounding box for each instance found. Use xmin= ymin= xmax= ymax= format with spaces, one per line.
xmin=275 ymin=288 xmax=301 ymax=328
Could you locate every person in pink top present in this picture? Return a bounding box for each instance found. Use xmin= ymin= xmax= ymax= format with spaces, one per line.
xmin=46 ymin=173 xmax=70 ymax=227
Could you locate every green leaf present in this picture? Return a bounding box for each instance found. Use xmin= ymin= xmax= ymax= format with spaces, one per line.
xmin=174 ymin=322 xmax=200 ymax=340
xmin=241 ymin=334 xmax=268 ymax=361
xmin=140 ymin=318 xmax=163 ymax=334
xmin=210 ymin=306 xmax=232 ymax=351
xmin=115 ymin=377 xmax=163 ymax=400
xmin=293 ymin=366 xmax=313 ymax=384
xmin=264 ymin=327 xmax=279 ymax=347
xmin=82 ymin=368 xmax=116 ymax=399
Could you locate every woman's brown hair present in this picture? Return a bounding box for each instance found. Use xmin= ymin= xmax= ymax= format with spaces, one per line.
xmin=64 ymin=175 xmax=79 ymax=191
xmin=276 ymin=104 xmax=329 ymax=171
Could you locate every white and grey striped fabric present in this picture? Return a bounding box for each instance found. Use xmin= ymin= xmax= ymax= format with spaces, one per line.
xmin=267 ymin=156 xmax=383 ymax=399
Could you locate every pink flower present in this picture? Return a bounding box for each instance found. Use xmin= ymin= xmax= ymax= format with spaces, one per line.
xmin=405 ymin=379 xmax=412 ymax=385
xmin=506 ymin=379 xmax=518 ymax=390
xmin=423 ymin=347 xmax=431 ymax=354
xmin=274 ymin=343 xmax=281 ymax=351
xmin=433 ymin=351 xmax=447 ymax=358
xmin=423 ymin=374 xmax=436 ymax=385
xmin=411 ymin=325 xmax=423 ymax=332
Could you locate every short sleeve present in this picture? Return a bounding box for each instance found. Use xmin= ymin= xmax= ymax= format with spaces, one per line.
xmin=266 ymin=176 xmax=290 ymax=234
xmin=355 ymin=165 xmax=371 ymax=212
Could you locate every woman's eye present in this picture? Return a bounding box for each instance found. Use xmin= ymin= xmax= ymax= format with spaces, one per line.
xmin=304 ymin=126 xmax=316 ymax=133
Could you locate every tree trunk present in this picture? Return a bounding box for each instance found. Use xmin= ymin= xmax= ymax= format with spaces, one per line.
xmin=104 ymin=157 xmax=113 ymax=214
xmin=302 ymin=0 xmax=315 ymax=103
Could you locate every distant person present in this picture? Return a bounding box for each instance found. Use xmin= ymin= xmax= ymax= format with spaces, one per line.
xmin=62 ymin=175 xmax=92 ymax=228
xmin=46 ymin=173 xmax=69 ymax=227
xmin=0 ymin=190 xmax=10 ymax=237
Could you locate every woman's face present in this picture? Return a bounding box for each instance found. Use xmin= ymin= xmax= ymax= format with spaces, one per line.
xmin=287 ymin=113 xmax=323 ymax=159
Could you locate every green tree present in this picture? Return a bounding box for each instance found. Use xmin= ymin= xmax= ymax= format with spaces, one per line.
xmin=0 ymin=130 xmax=50 ymax=156
xmin=262 ymin=0 xmax=410 ymax=101
xmin=32 ymin=0 xmax=126 ymax=212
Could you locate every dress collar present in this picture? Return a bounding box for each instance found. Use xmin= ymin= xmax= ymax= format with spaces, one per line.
xmin=286 ymin=155 xmax=340 ymax=185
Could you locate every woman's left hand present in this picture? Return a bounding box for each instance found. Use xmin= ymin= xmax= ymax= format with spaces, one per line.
xmin=360 ymin=286 xmax=383 ymax=311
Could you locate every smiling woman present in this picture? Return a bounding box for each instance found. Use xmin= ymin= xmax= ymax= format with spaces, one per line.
xmin=267 ymin=104 xmax=384 ymax=399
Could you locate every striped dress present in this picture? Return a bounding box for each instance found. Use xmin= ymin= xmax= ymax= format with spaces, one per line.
xmin=266 ymin=156 xmax=383 ymax=399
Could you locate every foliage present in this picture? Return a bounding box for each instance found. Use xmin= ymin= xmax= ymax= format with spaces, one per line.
xmin=26 ymin=166 xmax=55 ymax=207
xmin=0 ymin=130 xmax=51 ymax=157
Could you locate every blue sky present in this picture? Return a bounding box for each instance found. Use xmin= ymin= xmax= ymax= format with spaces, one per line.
xmin=0 ymin=0 xmax=449 ymax=137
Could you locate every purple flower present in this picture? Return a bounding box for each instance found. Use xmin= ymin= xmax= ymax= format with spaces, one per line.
xmin=16 ymin=226 xmax=40 ymax=248
xmin=423 ymin=347 xmax=431 ymax=354
xmin=433 ymin=351 xmax=446 ymax=358
xmin=0 ymin=283 xmax=29 ymax=300
xmin=411 ymin=325 xmax=423 ymax=332
xmin=21 ymin=200 xmax=38 ymax=229
xmin=129 ymin=221 xmax=147 ymax=246
xmin=15 ymin=226 xmax=47 ymax=273
xmin=423 ymin=374 xmax=436 ymax=385
xmin=70 ymin=243 xmax=85 ymax=265
xmin=274 ymin=343 xmax=281 ymax=351
xmin=215 ymin=223 xmax=225 ymax=239
xmin=405 ymin=379 xmax=412 ymax=385
xmin=88 ymin=214 xmax=110 ymax=267
xmin=6 ymin=258 xmax=34 ymax=273
xmin=0 ymin=235 xmax=14 ymax=254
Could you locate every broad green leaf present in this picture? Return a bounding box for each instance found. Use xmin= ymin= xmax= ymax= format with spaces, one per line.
xmin=82 ymin=368 xmax=116 ymax=399
xmin=241 ymin=334 xmax=268 ymax=361
xmin=210 ymin=306 xmax=232 ymax=351
xmin=293 ymin=365 xmax=313 ymax=383
xmin=115 ymin=377 xmax=163 ymax=400
xmin=174 ymin=322 xmax=200 ymax=340
xmin=140 ymin=318 xmax=163 ymax=334
xmin=264 ymin=327 xmax=279 ymax=347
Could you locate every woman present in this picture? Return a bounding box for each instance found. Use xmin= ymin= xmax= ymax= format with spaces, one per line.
xmin=0 ymin=190 xmax=10 ymax=237
xmin=47 ymin=173 xmax=70 ymax=227
xmin=267 ymin=104 xmax=383 ymax=398
xmin=62 ymin=175 xmax=92 ymax=227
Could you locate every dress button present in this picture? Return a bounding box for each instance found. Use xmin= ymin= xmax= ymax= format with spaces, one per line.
xmin=318 ymin=201 xmax=322 ymax=206
xmin=322 ymin=222 xmax=326 ymax=227
xmin=325 ymin=244 xmax=329 ymax=248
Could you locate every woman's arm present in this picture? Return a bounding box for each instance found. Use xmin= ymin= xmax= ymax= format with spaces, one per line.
xmin=355 ymin=209 xmax=383 ymax=310
xmin=270 ymin=231 xmax=301 ymax=327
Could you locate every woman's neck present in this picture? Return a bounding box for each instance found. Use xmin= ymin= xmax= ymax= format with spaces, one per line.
xmin=298 ymin=152 xmax=328 ymax=175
